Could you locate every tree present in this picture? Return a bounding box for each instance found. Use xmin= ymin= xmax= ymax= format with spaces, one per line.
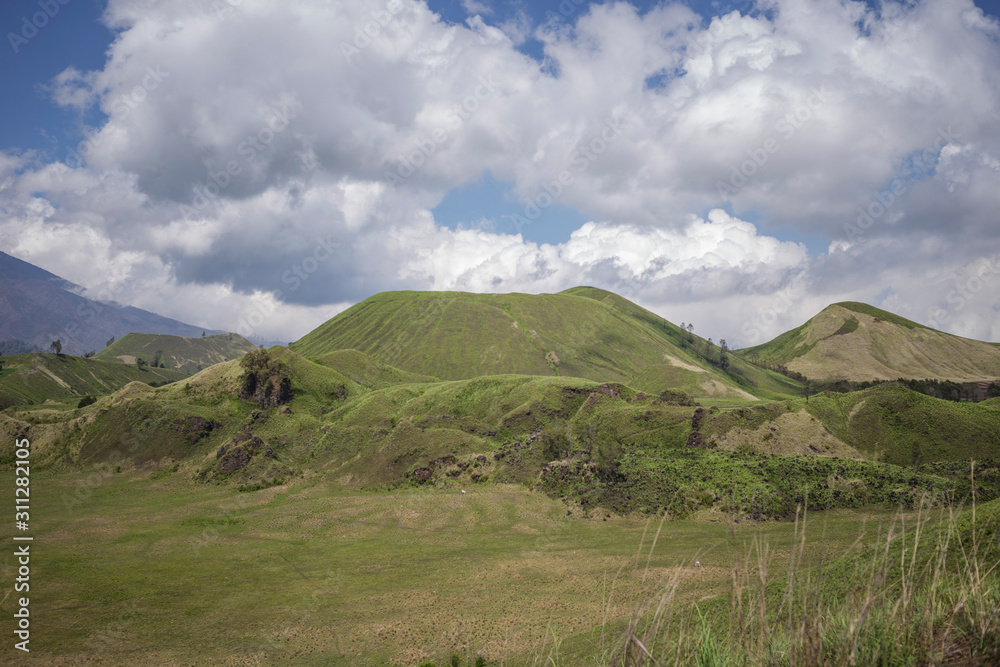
xmin=84 ymin=350 xmax=95 ymax=358
xmin=106 ymin=336 xmax=115 ymax=347
xmin=136 ymin=357 xmax=146 ymax=368
xmin=50 ymin=340 xmax=62 ymax=355
xmin=238 ymin=346 xmax=292 ymax=408
xmin=719 ymin=338 xmax=729 ymax=370
xmin=0 ymin=351 xmax=4 ymax=371
xmin=201 ymin=331 xmax=206 ymax=337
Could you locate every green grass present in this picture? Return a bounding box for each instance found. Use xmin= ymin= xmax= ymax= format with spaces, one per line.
xmin=0 ymin=467 xmax=934 ymax=666
xmin=0 ymin=352 xmax=186 ymax=408
xmin=288 ymin=288 xmax=804 ymax=401
xmin=834 ymin=301 xmax=929 ymax=330
xmin=805 ymin=383 xmax=1000 ymax=464
xmin=739 ymin=302 xmax=1000 ymax=382
xmin=95 ymin=332 xmax=257 ymax=375
xmin=605 ymin=495 xmax=1000 ymax=666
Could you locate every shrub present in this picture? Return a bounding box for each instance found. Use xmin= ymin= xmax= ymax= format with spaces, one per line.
xmin=238 ymin=347 xmax=293 ymax=409
xmin=77 ymin=395 xmax=96 ymax=409
xmin=540 ymin=426 xmax=572 ymax=461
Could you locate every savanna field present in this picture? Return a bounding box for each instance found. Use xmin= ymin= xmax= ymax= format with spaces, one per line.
xmin=2 ymin=289 xmax=1000 ymax=665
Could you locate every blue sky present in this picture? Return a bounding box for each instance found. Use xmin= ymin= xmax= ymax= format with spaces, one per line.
xmin=3 ymin=0 xmax=1000 ymax=344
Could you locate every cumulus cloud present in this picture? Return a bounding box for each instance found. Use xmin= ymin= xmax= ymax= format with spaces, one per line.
xmin=1 ymin=0 xmax=999 ymax=345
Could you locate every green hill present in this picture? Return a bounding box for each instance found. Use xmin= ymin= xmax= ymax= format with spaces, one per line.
xmin=739 ymin=302 xmax=1000 ymax=382
xmin=0 ymin=352 xmax=186 ymax=409
xmin=804 ymin=382 xmax=1000 ymax=464
xmin=289 ymin=288 xmax=803 ymax=401
xmin=95 ymin=332 xmax=258 ymax=375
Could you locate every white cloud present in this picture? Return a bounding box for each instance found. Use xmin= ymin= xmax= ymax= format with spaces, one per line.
xmin=2 ymin=0 xmax=1000 ymax=345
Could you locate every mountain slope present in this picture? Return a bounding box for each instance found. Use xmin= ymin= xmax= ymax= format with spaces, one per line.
xmin=95 ymin=332 xmax=258 ymax=374
xmin=0 ymin=250 xmax=223 ymax=355
xmin=289 ymin=288 xmax=803 ymax=400
xmin=739 ymin=302 xmax=1000 ymax=382
xmin=0 ymin=353 xmax=186 ymax=408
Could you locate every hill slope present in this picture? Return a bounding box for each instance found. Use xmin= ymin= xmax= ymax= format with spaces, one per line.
xmin=739 ymin=302 xmax=1000 ymax=382
xmin=0 ymin=353 xmax=186 ymax=408
xmin=289 ymin=288 xmax=803 ymax=401
xmin=95 ymin=332 xmax=258 ymax=375
xmin=0 ymin=250 xmax=223 ymax=355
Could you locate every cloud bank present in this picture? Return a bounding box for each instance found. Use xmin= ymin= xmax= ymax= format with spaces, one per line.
xmin=2 ymin=0 xmax=999 ymax=344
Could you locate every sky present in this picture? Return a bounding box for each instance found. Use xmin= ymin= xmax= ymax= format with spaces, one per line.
xmin=1 ymin=0 xmax=1000 ymax=347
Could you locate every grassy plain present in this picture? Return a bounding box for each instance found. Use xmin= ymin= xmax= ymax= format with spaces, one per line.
xmin=0 ymin=467 xmax=946 ymax=666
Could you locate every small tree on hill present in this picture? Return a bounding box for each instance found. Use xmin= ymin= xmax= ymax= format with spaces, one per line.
xmin=238 ymin=346 xmax=292 ymax=409
xmin=50 ymin=339 xmax=62 ymax=355
xmin=719 ymin=338 xmax=729 ymax=370
xmin=106 ymin=336 xmax=115 ymax=347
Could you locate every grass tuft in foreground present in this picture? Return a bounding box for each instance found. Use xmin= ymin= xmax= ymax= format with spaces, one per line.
xmin=601 ymin=479 xmax=1000 ymax=666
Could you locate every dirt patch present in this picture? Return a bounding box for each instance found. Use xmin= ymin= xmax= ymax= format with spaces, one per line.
xmin=663 ymin=354 xmax=705 ymax=373
xmin=712 ymin=410 xmax=860 ymax=457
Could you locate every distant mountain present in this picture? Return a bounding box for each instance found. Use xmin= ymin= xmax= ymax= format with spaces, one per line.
xmin=739 ymin=302 xmax=1000 ymax=382
xmin=289 ymin=286 xmax=804 ymax=400
xmin=95 ymin=332 xmax=258 ymax=375
xmin=0 ymin=250 xmax=223 ymax=355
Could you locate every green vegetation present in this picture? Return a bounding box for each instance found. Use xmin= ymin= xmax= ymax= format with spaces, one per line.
xmin=805 ymin=383 xmax=1000 ymax=464
xmin=289 ymin=288 xmax=803 ymax=401
xmin=96 ymin=332 xmax=257 ymax=374
xmin=0 ymin=352 xmax=186 ymax=409
xmin=8 ymin=467 xmax=973 ymax=666
xmin=739 ymin=302 xmax=1000 ymax=382
xmin=3 ymin=288 xmax=999 ymax=665
xmin=607 ymin=496 xmax=1000 ymax=666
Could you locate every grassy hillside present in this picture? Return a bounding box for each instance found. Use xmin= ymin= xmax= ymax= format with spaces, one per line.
xmin=95 ymin=332 xmax=257 ymax=374
xmin=739 ymin=302 xmax=1000 ymax=382
xmin=0 ymin=352 xmax=186 ymax=409
xmin=804 ymin=383 xmax=1000 ymax=465
xmin=290 ymin=288 xmax=804 ymax=401
xmin=7 ymin=347 xmax=997 ymax=518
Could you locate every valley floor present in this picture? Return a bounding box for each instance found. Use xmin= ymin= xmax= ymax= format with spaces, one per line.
xmin=2 ymin=468 xmax=929 ymax=666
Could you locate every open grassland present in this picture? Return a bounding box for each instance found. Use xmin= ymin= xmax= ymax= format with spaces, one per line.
xmin=610 ymin=496 xmax=1000 ymax=666
xmin=0 ymin=468 xmax=943 ymax=666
